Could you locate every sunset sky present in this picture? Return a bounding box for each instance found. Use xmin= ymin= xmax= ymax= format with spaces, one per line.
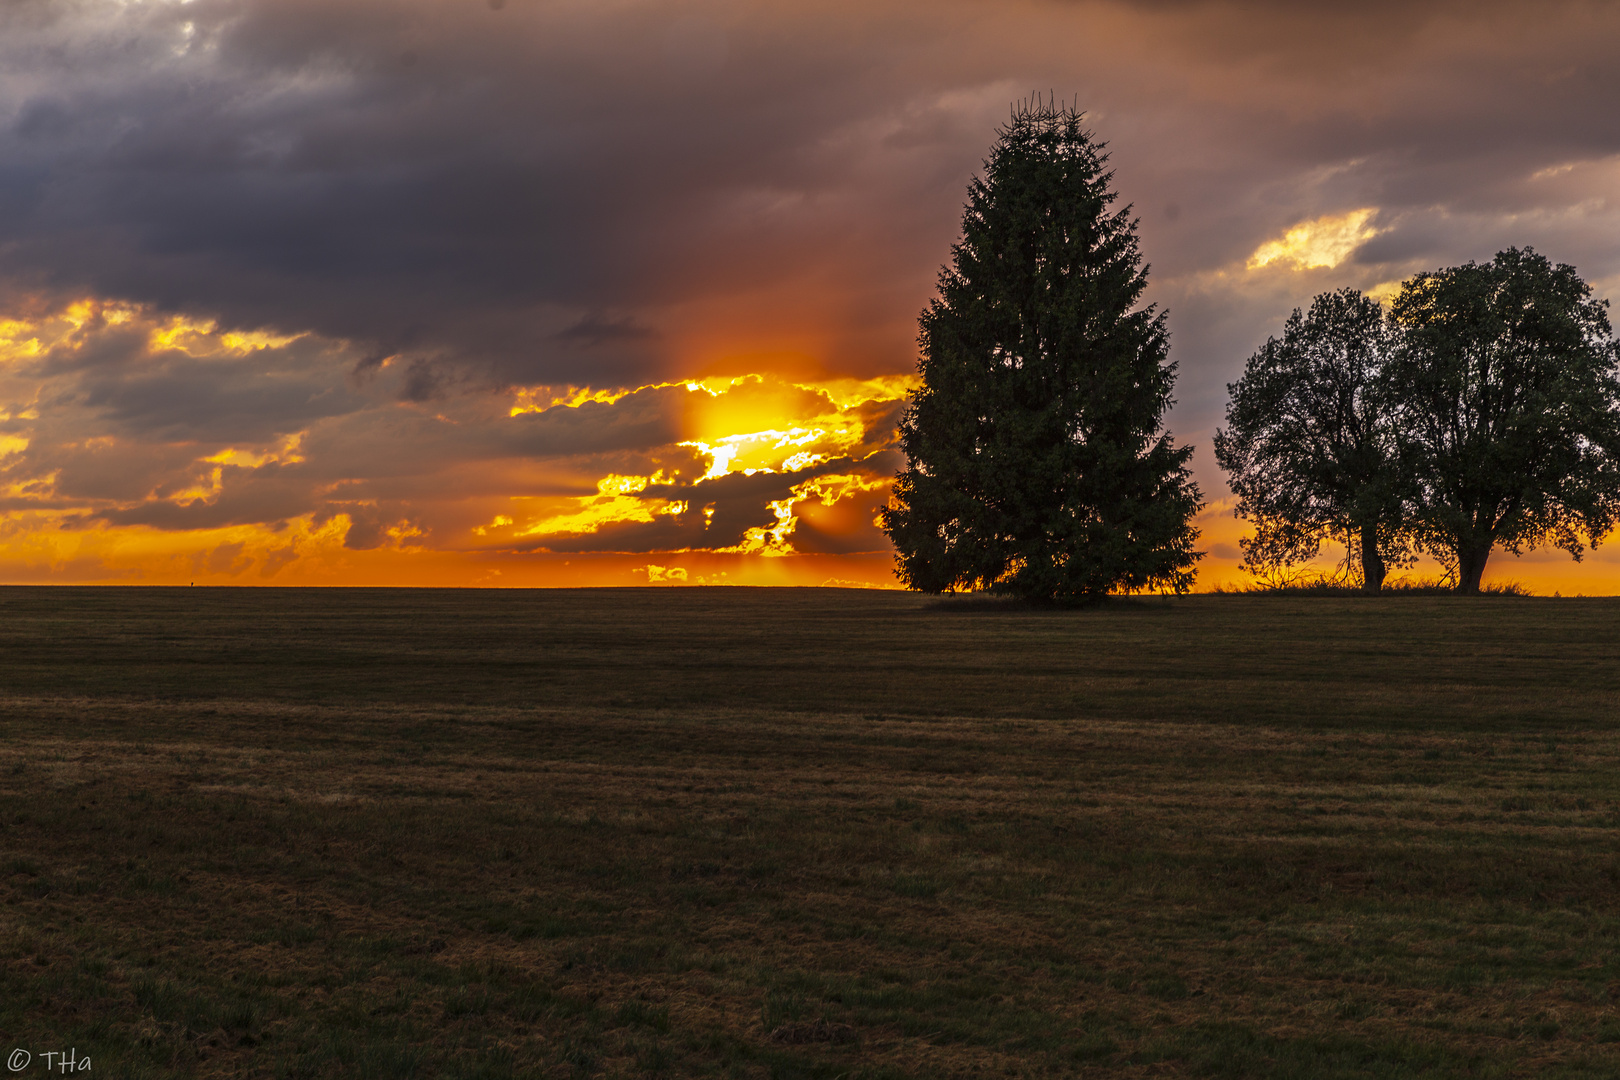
xmin=1 ymin=0 xmax=1618 ymax=591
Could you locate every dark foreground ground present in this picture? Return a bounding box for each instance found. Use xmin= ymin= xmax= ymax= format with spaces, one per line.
xmin=3 ymin=586 xmax=1620 ymax=1078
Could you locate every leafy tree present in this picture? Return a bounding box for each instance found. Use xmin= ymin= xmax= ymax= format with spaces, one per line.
xmin=1386 ymin=247 xmax=1620 ymax=593
xmin=881 ymin=100 xmax=1202 ymax=604
xmin=1214 ymin=288 xmax=1411 ymax=593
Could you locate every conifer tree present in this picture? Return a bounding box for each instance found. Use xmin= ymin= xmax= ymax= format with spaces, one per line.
xmin=881 ymin=100 xmax=1202 ymax=603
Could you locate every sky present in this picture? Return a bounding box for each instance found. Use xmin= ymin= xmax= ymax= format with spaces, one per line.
xmin=0 ymin=0 xmax=1618 ymax=591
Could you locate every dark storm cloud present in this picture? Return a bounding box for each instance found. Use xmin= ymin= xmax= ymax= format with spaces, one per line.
xmin=32 ymin=439 xmax=201 ymax=504
xmin=0 ymin=0 xmax=992 ymax=386
xmin=74 ymin=356 xmax=355 ymax=443
xmin=96 ymin=463 xmax=316 ymax=530
xmin=0 ymin=0 xmax=1617 ymax=551
xmin=6 ymin=1 xmax=1616 ymax=373
xmin=503 ymin=389 xmax=687 ymax=458
xmin=555 ymin=314 xmax=659 ymax=347
xmin=4 ymin=309 xmax=367 ymax=445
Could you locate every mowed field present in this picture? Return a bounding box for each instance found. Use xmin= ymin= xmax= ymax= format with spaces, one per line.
xmin=4 ymin=588 xmax=1620 ymax=1079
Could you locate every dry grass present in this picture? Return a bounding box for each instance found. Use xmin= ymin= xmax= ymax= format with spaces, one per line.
xmin=2 ymin=586 xmax=1620 ymax=1077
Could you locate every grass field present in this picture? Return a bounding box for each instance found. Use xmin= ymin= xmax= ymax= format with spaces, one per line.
xmin=4 ymin=586 xmax=1620 ymax=1078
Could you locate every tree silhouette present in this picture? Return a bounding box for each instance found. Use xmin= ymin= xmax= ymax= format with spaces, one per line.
xmin=1215 ymin=288 xmax=1411 ymax=592
xmin=1387 ymin=248 xmax=1620 ymax=593
xmin=881 ymin=99 xmax=1201 ymax=603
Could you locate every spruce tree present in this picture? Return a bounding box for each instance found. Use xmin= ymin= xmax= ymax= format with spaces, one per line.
xmin=881 ymin=100 xmax=1202 ymax=603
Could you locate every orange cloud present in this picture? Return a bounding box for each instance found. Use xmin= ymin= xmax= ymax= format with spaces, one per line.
xmin=1248 ymin=209 xmax=1382 ymax=271
xmin=3 ymin=292 xmax=1617 ymax=597
xmin=0 ymin=296 xmax=914 ymax=588
xmin=490 ymin=372 xmax=909 ymax=560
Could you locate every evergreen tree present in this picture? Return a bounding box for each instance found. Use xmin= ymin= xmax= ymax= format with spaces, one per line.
xmin=881 ymin=100 xmax=1202 ymax=603
xmin=1386 ymin=248 xmax=1620 ymax=593
xmin=1214 ymin=288 xmax=1411 ymax=592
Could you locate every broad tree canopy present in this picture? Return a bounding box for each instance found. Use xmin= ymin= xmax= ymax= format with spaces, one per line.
xmin=1387 ymin=247 xmax=1620 ymax=593
xmin=1215 ymin=288 xmax=1408 ymax=592
xmin=882 ymin=100 xmax=1201 ymax=603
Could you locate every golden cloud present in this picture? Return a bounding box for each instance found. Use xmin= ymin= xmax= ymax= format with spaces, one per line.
xmin=498 ymin=372 xmax=912 ymax=555
xmin=1248 ymin=208 xmax=1381 ymax=271
xmin=0 ymin=294 xmax=918 ymax=587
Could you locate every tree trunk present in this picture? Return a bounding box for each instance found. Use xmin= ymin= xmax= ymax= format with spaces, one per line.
xmin=1455 ymin=542 xmax=1492 ymax=595
xmin=1359 ymin=528 xmax=1386 ymax=594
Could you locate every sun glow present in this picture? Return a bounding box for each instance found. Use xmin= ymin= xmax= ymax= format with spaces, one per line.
xmin=0 ymin=293 xmax=1607 ymax=594
xmin=680 ymin=425 xmax=850 ymax=481
xmin=493 ymin=371 xmax=911 ymax=561
xmin=719 ymin=497 xmax=799 ymax=556
xmin=0 ymin=294 xmax=916 ymax=588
